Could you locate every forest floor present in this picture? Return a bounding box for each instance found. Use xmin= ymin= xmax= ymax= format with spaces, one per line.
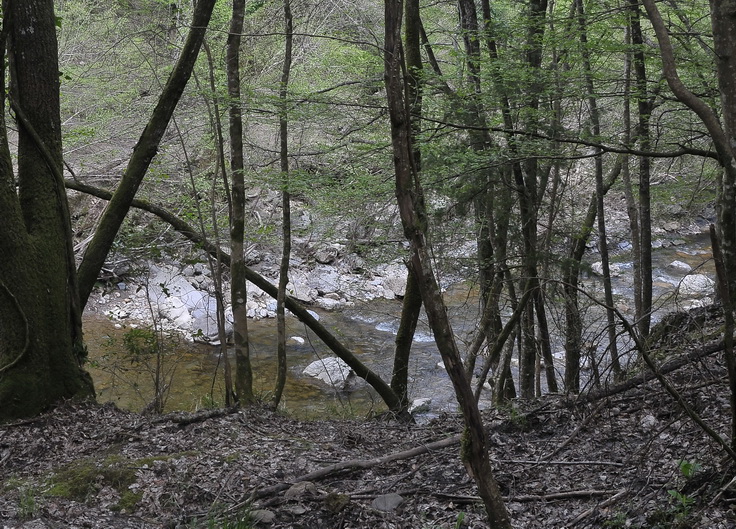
xmin=2 ymin=350 xmax=736 ymax=529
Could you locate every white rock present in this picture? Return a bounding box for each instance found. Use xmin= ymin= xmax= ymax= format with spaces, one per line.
xmin=380 ymin=263 xmax=408 ymax=297
xmin=303 ymin=357 xmax=353 ymax=389
xmin=591 ymin=261 xmax=625 ymax=277
xmin=640 ymin=414 xmax=657 ymax=430
xmin=409 ymin=398 xmax=431 ymax=414
xmin=315 ymin=297 xmax=342 ymax=310
xmin=667 ymin=260 xmax=692 ymax=273
xmin=679 ymin=274 xmax=715 ymax=296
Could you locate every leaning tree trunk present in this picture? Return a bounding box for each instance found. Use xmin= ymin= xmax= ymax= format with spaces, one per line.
xmin=76 ymin=0 xmax=218 ymax=308
xmin=0 ymin=0 xmax=94 ymax=422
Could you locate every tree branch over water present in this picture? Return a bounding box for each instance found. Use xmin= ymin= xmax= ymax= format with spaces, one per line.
xmin=66 ymin=179 xmax=405 ymax=414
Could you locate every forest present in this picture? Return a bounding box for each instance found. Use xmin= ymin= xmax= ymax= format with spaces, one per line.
xmin=2 ymin=0 xmax=736 ymax=527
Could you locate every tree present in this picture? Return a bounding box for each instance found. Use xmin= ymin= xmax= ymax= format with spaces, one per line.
xmin=642 ymin=0 xmax=736 ymax=448
xmin=0 ymin=0 xmax=217 ymax=422
xmin=384 ymin=0 xmax=511 ymax=525
xmin=0 ymin=0 xmax=95 ymax=421
xmin=227 ymin=0 xmax=255 ymax=405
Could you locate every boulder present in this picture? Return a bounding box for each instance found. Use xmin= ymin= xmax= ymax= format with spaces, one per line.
xmin=308 ymin=265 xmax=341 ymax=295
xmin=679 ymin=274 xmax=715 ymax=297
xmin=372 ymin=493 xmax=404 ymax=512
xmin=667 ymin=260 xmax=692 ymax=273
xmin=409 ymin=398 xmax=431 ymax=414
xmin=378 ymin=263 xmax=408 ymax=297
xmin=303 ymin=357 xmax=353 ymax=389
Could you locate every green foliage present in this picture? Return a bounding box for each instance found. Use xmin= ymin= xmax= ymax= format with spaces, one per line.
xmin=602 ymin=512 xmax=628 ymax=528
xmin=200 ymin=505 xmax=255 ymax=529
xmin=17 ymin=484 xmax=40 ymax=520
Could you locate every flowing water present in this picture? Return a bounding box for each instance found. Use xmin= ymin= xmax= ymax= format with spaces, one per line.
xmin=85 ymin=233 xmax=715 ymax=418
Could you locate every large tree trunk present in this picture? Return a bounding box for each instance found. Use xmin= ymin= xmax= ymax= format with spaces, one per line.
xmin=0 ymin=0 xmax=94 ymax=422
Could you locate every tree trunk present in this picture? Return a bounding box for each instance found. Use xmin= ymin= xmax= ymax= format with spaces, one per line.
xmin=391 ymin=267 xmax=421 ymax=408
xmin=0 ymin=0 xmax=95 ymax=422
xmin=630 ymin=0 xmax=654 ymax=338
xmin=273 ymin=0 xmax=293 ymax=409
xmin=227 ymin=0 xmax=254 ymax=405
xmin=577 ymin=0 xmax=622 ymax=380
xmin=384 ymin=1 xmax=510 ymax=525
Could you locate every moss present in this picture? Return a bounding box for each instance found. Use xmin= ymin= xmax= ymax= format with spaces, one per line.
xmin=45 ymin=453 xmax=180 ymax=510
xmin=114 ymin=490 xmax=144 ymax=512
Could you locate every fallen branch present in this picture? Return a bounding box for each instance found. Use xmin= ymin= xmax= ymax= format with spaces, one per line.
xmin=436 ymin=489 xmax=624 ymax=504
xmin=498 ymin=459 xmax=624 ymax=467
xmin=570 ymin=488 xmax=630 ymax=525
xmin=250 ymin=434 xmax=460 ymax=500
xmin=574 ymin=339 xmax=725 ymax=405
xmin=65 ymin=179 xmax=404 ymax=413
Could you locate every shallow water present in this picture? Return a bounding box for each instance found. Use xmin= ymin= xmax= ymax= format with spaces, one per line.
xmin=85 ymin=232 xmax=715 ymax=418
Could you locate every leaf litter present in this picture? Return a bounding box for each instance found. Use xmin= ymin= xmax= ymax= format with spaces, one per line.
xmin=2 ymin=352 xmax=736 ymax=528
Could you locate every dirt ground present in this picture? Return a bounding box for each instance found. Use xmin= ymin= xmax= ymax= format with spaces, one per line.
xmin=2 ymin=337 xmax=736 ymax=528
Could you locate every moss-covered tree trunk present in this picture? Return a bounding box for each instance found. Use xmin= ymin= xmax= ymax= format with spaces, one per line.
xmin=0 ymin=0 xmax=94 ymax=422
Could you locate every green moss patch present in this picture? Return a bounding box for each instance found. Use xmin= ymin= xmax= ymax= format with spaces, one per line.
xmin=45 ymin=453 xmax=177 ymax=511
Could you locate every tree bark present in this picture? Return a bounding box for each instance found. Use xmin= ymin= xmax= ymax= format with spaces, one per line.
xmin=273 ymin=0 xmax=293 ymax=409
xmin=0 ymin=0 xmax=94 ymax=422
xmin=227 ymin=0 xmax=254 ymax=405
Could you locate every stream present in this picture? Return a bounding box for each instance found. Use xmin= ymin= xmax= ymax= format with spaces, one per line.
xmin=85 ymin=232 xmax=715 ymax=419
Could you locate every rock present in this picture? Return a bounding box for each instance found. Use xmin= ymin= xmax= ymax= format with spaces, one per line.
xmin=640 ymin=414 xmax=657 ymax=430
xmin=288 ymin=336 xmax=305 ymax=345
xmin=315 ymin=297 xmax=342 ymax=310
xmin=371 ymin=493 xmax=403 ymax=512
xmin=284 ymin=481 xmax=318 ymax=500
xmin=250 ymin=509 xmax=275 ymax=524
xmin=303 ymin=357 xmax=353 ymax=389
xmin=679 ymin=274 xmax=715 ymax=297
xmin=667 ymin=260 xmax=692 ymax=273
xmin=379 ymin=263 xmax=408 ymax=297
xmin=314 ymin=243 xmax=343 ymax=264
xmin=663 ymin=221 xmax=680 ymax=232
xmin=409 ymin=398 xmax=431 ymax=414
xmin=308 ymin=266 xmax=341 ymax=294
xmin=591 ymin=261 xmax=628 ymax=277
xmin=682 ymin=298 xmax=713 ymax=310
